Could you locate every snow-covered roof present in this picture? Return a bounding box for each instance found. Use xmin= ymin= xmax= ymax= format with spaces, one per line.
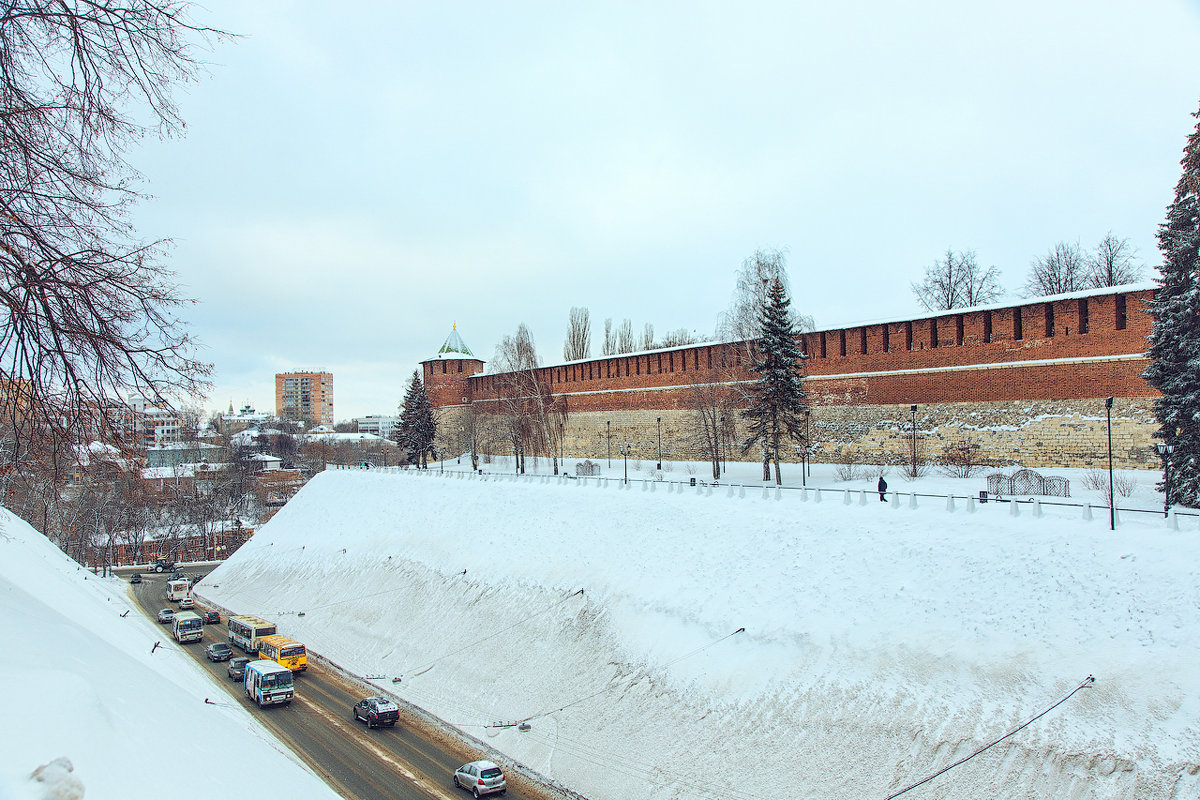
xmin=426 ymin=324 xmax=481 ymax=361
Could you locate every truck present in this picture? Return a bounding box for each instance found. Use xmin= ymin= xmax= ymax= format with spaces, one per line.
xmin=165 ymin=579 xmax=191 ymax=603
xmin=172 ymin=610 xmax=204 ymax=643
xmin=244 ymin=659 xmax=295 ymax=707
xmin=152 ymin=558 xmax=177 ymax=573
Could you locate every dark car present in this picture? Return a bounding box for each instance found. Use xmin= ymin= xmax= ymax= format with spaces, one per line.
xmin=227 ymin=656 xmax=251 ymax=680
xmin=188 ymin=573 xmax=206 ymax=587
xmin=352 ymin=696 xmax=400 ymax=728
xmin=206 ymin=642 xmax=233 ymax=662
xmin=167 ymin=571 xmax=185 ymax=582
xmin=202 ymin=610 xmax=220 ymax=624
xmin=129 ymin=573 xmax=142 ymax=584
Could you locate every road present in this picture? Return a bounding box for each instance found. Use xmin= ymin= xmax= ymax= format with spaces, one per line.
xmin=130 ymin=573 xmax=568 ymax=800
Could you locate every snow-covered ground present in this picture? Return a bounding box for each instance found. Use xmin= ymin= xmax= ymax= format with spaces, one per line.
xmin=189 ymin=459 xmax=1200 ymax=800
xmin=0 ymin=510 xmax=342 ymax=800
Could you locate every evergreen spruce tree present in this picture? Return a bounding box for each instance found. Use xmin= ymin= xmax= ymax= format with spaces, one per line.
xmin=397 ymin=370 xmax=438 ymax=468
xmin=741 ymin=278 xmax=808 ymax=485
xmin=1145 ymin=102 xmax=1200 ymax=506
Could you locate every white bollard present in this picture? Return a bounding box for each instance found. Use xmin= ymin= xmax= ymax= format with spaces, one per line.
xmin=706 ymin=485 xmax=713 ymax=497
xmin=1010 ymin=499 xmax=1020 ymax=517
xmin=946 ymin=495 xmax=956 ymax=513
xmin=1032 ymin=498 xmax=1042 ymax=518
xmin=642 ymin=481 xmax=648 ymax=492
xmin=967 ymin=496 xmax=976 ymax=513
xmin=799 ymin=487 xmax=808 ymax=502
xmin=858 ymin=490 xmax=867 ymax=506
xmin=649 ymin=481 xmax=655 ymax=493
xmin=843 ymin=490 xmax=852 ymax=506
xmin=727 ymin=485 xmax=734 ymax=498
xmin=1114 ymin=508 xmax=1121 ymax=526
xmin=1082 ymin=502 xmax=1092 ymax=521
xmin=814 ymin=489 xmax=822 ymax=503
xmin=890 ymin=491 xmax=900 ymax=509
xmin=1167 ymin=509 xmax=1179 ymax=530
xmin=739 ymin=485 xmax=746 ymax=499
xmin=775 ymin=487 xmax=783 ymax=501
xmin=762 ymin=486 xmax=770 ymax=500
xmin=908 ymin=492 xmax=918 ymax=509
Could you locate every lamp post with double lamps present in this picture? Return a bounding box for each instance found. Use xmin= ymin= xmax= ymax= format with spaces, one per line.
xmin=606 ymin=420 xmax=611 ymax=467
xmin=1157 ymin=441 xmax=1175 ymax=518
xmin=909 ymin=405 xmax=918 ymax=478
xmin=657 ymin=417 xmax=662 ymax=470
xmin=619 ymin=442 xmax=632 ymax=484
xmin=1105 ymin=397 xmax=1115 ymax=531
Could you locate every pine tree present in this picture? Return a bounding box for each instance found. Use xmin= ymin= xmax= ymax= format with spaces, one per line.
xmin=1145 ymin=101 xmax=1200 ymax=506
xmin=397 ymin=370 xmax=438 ymax=468
xmin=741 ymin=278 xmax=808 ymax=485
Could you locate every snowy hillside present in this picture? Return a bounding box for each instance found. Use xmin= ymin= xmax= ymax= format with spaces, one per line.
xmin=199 ymin=467 xmax=1200 ymax=800
xmin=0 ymin=508 xmax=341 ymax=800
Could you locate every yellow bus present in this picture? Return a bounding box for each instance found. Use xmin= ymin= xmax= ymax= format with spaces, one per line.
xmin=257 ymin=634 xmax=307 ymax=672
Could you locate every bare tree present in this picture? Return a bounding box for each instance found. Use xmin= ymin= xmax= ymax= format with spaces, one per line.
xmin=601 ymin=318 xmax=615 ymax=356
xmin=1088 ymin=232 xmax=1144 ymax=287
xmin=563 ymin=306 xmax=591 ymax=361
xmin=492 ymin=324 xmax=567 ymax=474
xmin=1024 ymin=241 xmax=1089 ymax=296
xmin=615 ymin=319 xmax=635 ymax=353
xmin=911 ymin=248 xmax=1003 ymax=311
xmin=641 ymin=323 xmax=655 ymax=351
xmin=686 ymin=380 xmax=737 ymax=480
xmin=1 ymin=2 xmax=225 ymax=460
xmin=660 ymin=329 xmax=700 ymax=347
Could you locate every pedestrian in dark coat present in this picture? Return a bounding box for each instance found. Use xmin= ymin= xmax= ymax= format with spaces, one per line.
xmin=877 ymin=475 xmax=888 ymax=502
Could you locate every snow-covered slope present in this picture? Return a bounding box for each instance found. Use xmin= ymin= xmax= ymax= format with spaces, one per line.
xmin=0 ymin=508 xmax=341 ymax=800
xmin=201 ymin=468 xmax=1200 ymax=800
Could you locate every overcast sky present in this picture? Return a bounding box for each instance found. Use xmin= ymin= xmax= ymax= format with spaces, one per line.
xmin=128 ymin=1 xmax=1200 ymax=421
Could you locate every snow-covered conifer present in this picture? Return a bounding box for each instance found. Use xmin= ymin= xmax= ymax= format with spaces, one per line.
xmin=1145 ymin=102 xmax=1200 ymax=506
xmin=741 ymin=278 xmax=808 ymax=485
xmin=397 ymin=370 xmax=438 ymax=468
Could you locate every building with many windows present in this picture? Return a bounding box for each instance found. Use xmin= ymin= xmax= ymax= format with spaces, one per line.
xmin=275 ymin=371 xmax=334 ymax=427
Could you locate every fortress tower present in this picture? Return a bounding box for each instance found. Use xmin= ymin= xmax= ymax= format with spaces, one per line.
xmin=422 ymin=325 xmax=484 ymax=461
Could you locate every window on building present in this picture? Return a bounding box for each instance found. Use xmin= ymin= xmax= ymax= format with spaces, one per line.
xmin=1115 ymin=294 xmax=1127 ymax=330
xmin=930 ymin=319 xmax=939 ymax=349
xmin=905 ymin=321 xmax=913 ymax=351
xmin=956 ymin=315 xmax=965 ymax=346
xmin=1045 ymin=303 xmax=1055 ymax=337
xmin=820 ymin=332 xmax=827 ymax=358
xmin=442 ymin=361 xmax=447 ymax=374
xmin=839 ymin=330 xmax=847 ymax=357
xmin=457 ymin=360 xmax=463 ymax=373
xmin=860 ymin=328 xmax=867 ymax=354
xmin=1078 ymin=298 xmax=1089 ymax=333
xmin=1014 ymin=307 xmax=1023 ymax=340
xmin=882 ymin=326 xmax=890 ymax=352
xmin=983 ymin=311 xmax=993 ymax=343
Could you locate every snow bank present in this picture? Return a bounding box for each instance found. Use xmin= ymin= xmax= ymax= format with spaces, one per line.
xmin=201 ymin=468 xmax=1200 ymax=800
xmin=0 ymin=508 xmax=340 ymax=800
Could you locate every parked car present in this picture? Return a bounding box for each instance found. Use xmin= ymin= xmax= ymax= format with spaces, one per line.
xmin=206 ymin=642 xmax=233 ymax=662
xmin=227 ymin=656 xmax=251 ymax=680
xmin=202 ymin=610 xmax=220 ymax=624
xmin=352 ymin=696 xmax=400 ymax=729
xmin=178 ymin=597 xmax=195 ymax=609
xmin=453 ymin=760 xmax=506 ymax=797
xmin=156 ymin=608 xmax=175 ymax=624
xmin=129 ymin=573 xmax=142 ymax=584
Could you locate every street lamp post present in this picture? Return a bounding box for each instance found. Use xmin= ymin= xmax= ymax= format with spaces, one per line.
xmin=1157 ymin=441 xmax=1175 ymax=518
xmin=910 ymin=404 xmax=918 ymax=478
xmin=607 ymin=420 xmax=611 ymax=467
xmin=656 ymin=417 xmax=662 ymax=470
xmin=1105 ymin=396 xmax=1115 ymax=531
xmin=804 ymin=409 xmax=811 ymax=480
xmin=619 ymin=442 xmax=631 ymax=484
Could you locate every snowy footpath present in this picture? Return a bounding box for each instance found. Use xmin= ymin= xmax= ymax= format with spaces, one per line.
xmin=197 ymin=467 xmax=1200 ymax=800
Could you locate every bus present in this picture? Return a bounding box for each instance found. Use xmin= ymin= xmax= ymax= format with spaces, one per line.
xmin=165 ymin=579 xmax=191 ymax=603
xmin=244 ymin=660 xmax=294 ymax=707
xmin=227 ymin=615 xmax=277 ymax=653
xmin=257 ymin=634 xmax=308 ymax=673
xmin=172 ymin=610 xmax=203 ymax=643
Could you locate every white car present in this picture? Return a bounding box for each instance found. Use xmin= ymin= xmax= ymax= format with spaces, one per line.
xmin=178 ymin=597 xmax=195 ymax=609
xmin=453 ymin=760 xmax=506 ymax=797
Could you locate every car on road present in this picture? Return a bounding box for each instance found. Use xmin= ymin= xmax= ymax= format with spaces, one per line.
xmin=202 ymin=610 xmax=220 ymax=624
xmin=178 ymin=597 xmax=195 ymax=609
xmin=453 ymin=760 xmax=506 ymax=797
xmin=188 ymin=573 xmax=206 ymax=587
xmin=206 ymin=642 xmax=233 ymax=662
xmin=167 ymin=571 xmax=185 ymax=582
xmin=156 ymin=608 xmax=175 ymax=624
xmin=352 ymin=696 xmax=399 ymax=729
xmin=227 ymin=656 xmax=251 ymax=680
xmin=129 ymin=573 xmax=142 ymax=584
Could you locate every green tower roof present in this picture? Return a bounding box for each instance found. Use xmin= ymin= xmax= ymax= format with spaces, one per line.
xmin=436 ymin=324 xmax=475 ymax=357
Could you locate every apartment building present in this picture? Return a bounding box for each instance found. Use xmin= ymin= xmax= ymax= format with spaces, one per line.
xmin=275 ymin=371 xmax=334 ymax=426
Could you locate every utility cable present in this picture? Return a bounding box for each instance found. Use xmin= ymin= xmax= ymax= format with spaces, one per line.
xmin=513 ymin=627 xmax=745 ymax=725
xmin=883 ymin=674 xmax=1095 ymax=800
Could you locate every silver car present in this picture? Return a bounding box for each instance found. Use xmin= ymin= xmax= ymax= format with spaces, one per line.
xmin=453 ymin=760 xmax=506 ymax=797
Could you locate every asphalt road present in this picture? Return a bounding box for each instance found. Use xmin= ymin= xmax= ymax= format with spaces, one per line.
xmin=130 ymin=573 xmax=566 ymax=800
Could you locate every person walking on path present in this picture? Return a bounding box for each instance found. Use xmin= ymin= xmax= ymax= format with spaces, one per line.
xmin=877 ymin=474 xmax=888 ymax=502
